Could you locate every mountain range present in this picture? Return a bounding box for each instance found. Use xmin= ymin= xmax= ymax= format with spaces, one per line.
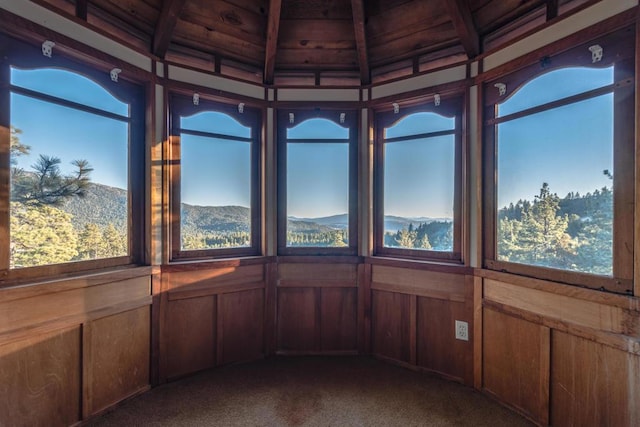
xmin=60 ymin=182 xmax=451 ymax=234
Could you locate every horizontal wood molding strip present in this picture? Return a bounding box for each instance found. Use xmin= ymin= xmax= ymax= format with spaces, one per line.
xmin=161 ymin=257 xmax=273 ymax=273
xmin=278 ymin=263 xmax=358 ymax=282
xmin=0 ymin=266 xmax=155 ymax=304
xmin=372 ymin=265 xmax=466 ymax=293
xmin=484 ymin=300 xmax=640 ymax=356
xmin=168 ymin=281 xmax=265 ymax=300
xmin=166 ymin=264 xmax=264 ymax=291
xmin=366 ymin=257 xmax=473 ymax=275
xmin=0 ymin=295 xmax=151 ymax=348
xmin=277 ymin=280 xmax=356 ymax=288
xmin=484 ymin=279 xmax=640 ymax=336
xmin=0 ymin=277 xmax=150 ymax=338
xmin=477 ymin=269 xmax=640 ymax=311
xmin=371 ymin=281 xmax=465 ymax=302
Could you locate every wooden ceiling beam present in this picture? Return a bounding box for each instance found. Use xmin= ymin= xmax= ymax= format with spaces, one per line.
xmin=444 ymin=0 xmax=480 ymax=58
xmin=264 ymin=0 xmax=283 ymax=85
xmin=546 ymin=0 xmax=559 ymax=21
xmin=153 ymin=0 xmax=188 ymax=58
xmin=350 ymin=0 xmax=370 ymax=85
xmin=76 ymin=0 xmax=88 ymax=21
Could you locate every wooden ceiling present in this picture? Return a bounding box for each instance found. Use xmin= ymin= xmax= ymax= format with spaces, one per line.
xmin=37 ymin=0 xmax=590 ymax=84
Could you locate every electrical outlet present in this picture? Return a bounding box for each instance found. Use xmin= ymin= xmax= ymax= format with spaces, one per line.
xmin=455 ymin=320 xmax=469 ymax=341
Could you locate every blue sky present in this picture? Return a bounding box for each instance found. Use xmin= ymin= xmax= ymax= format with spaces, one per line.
xmin=10 ymin=66 xmax=616 ymax=219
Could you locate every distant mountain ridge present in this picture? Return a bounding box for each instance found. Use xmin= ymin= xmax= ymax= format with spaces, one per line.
xmin=60 ymin=182 xmax=452 ymax=234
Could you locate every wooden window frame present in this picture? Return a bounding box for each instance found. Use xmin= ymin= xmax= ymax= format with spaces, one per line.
xmin=277 ymin=109 xmax=359 ymax=256
xmin=373 ymin=97 xmax=464 ymax=263
xmin=482 ymin=25 xmax=635 ymax=294
xmin=0 ymin=32 xmax=145 ymax=286
xmin=168 ymin=93 xmax=262 ymax=261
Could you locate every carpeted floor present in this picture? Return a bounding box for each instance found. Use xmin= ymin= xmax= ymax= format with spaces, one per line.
xmin=85 ymin=356 xmax=534 ymax=427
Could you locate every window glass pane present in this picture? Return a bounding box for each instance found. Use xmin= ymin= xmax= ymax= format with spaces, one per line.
xmin=287 ymin=118 xmax=349 ymax=139
xmin=383 ymin=136 xmax=454 ymax=251
xmin=385 ymin=112 xmax=455 ymax=138
xmin=11 ymin=67 xmax=129 ymax=116
xmin=287 ymin=143 xmax=349 ymax=247
xmin=497 ymin=67 xmax=614 ymax=117
xmin=181 ymin=111 xmax=251 ymax=138
xmin=180 ymin=134 xmax=251 ymax=250
xmin=10 ymin=92 xmax=129 ymax=269
xmin=496 ymin=94 xmax=613 ymax=275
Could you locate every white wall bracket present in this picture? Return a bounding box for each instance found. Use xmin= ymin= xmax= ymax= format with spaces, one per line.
xmin=494 ymin=83 xmax=506 ymax=96
xmin=238 ymin=103 xmax=244 ymax=114
xmin=392 ymin=102 xmax=399 ymax=114
xmin=589 ymin=44 xmax=603 ymax=63
xmin=289 ymin=112 xmax=295 ymax=124
xmin=110 ymin=68 xmax=121 ymax=82
xmin=434 ymin=94 xmax=441 ymax=106
xmin=42 ymin=40 xmax=55 ymax=58
xmin=193 ymin=93 xmax=200 ymax=106
xmin=340 ymin=112 xmax=346 ymax=123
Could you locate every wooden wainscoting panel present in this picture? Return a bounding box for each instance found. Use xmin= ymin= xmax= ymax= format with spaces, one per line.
xmin=483 ymin=308 xmax=550 ymax=424
xmin=167 ymin=264 xmax=265 ymax=298
xmin=417 ymin=298 xmax=472 ymax=384
xmin=83 ymin=306 xmax=150 ymax=417
xmin=165 ymin=296 xmax=216 ymax=379
xmin=551 ymin=331 xmax=639 ymax=426
xmin=217 ymin=289 xmax=264 ymax=365
xmin=371 ymin=290 xmax=413 ymax=363
xmin=0 ymin=327 xmax=81 ymax=427
xmin=277 ymin=287 xmax=317 ymax=352
xmin=320 ymin=287 xmax=358 ymax=352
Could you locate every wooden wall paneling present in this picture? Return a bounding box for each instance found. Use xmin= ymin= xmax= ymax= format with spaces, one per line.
xmin=264 ymin=262 xmax=278 ymax=355
xmin=276 ymin=287 xmax=317 ymax=352
xmin=371 ymin=265 xmax=466 ymax=302
xmin=166 ymin=264 xmax=265 ymax=300
xmin=217 ymin=288 xmax=265 ymax=365
xmin=150 ymin=270 xmax=162 ymax=385
xmin=483 ymin=308 xmax=550 ymax=425
xmin=164 ymin=296 xmax=216 ymax=379
xmin=320 ymin=287 xmax=358 ymax=352
xmin=357 ymin=263 xmax=372 ymax=354
xmin=0 ymin=327 xmax=81 ymax=427
xmin=417 ymin=297 xmax=471 ymax=384
xmin=473 ymin=276 xmax=483 ymax=389
xmin=0 ymin=276 xmax=151 ymax=341
xmin=371 ymin=290 xmax=413 ymax=363
xmin=82 ymin=306 xmax=151 ymax=417
xmin=278 ymin=263 xmax=358 ymax=287
xmin=551 ymin=331 xmax=640 ymax=426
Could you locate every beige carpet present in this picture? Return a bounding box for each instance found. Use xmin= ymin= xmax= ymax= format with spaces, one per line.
xmin=85 ymin=356 xmax=533 ymax=427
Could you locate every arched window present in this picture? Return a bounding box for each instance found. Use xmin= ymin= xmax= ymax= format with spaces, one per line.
xmin=169 ymin=95 xmax=261 ymax=260
xmin=0 ymin=33 xmax=145 ymax=282
xmin=483 ymin=26 xmax=635 ymax=293
xmin=277 ymin=110 xmax=358 ymax=255
xmin=374 ymin=98 xmax=463 ymax=262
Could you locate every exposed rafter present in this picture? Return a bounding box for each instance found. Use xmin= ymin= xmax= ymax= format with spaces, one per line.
xmin=75 ymin=0 xmax=88 ymax=21
xmin=152 ymin=0 xmax=188 ymax=58
xmin=351 ymin=0 xmax=370 ymax=85
xmin=264 ymin=0 xmax=283 ymax=85
xmin=444 ymin=0 xmax=480 ymax=59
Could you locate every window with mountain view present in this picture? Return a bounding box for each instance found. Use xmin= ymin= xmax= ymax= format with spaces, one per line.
xmin=375 ymin=100 xmax=462 ymax=261
xmin=1 ymin=33 xmax=144 ymax=280
xmin=278 ymin=111 xmax=358 ymax=255
xmin=484 ymin=27 xmax=635 ymax=293
xmin=170 ymin=96 xmax=260 ymax=259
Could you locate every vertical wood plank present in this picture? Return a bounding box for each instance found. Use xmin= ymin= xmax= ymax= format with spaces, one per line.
xmin=320 ymin=287 xmax=357 ymax=351
xmin=483 ymin=308 xmax=550 ymax=424
xmin=217 ymin=289 xmax=264 ymax=365
xmin=409 ymin=294 xmax=417 ymax=365
xmin=264 ymin=262 xmax=278 ymax=355
xmin=551 ymin=331 xmax=635 ymax=426
xmin=357 ymin=263 xmax=372 ymax=353
xmin=0 ymin=327 xmax=81 ymax=427
xmin=417 ymin=298 xmax=471 ymax=383
xmin=165 ymin=296 xmax=215 ymax=379
xmin=371 ymin=290 xmax=411 ymax=363
xmin=83 ymin=307 xmax=150 ymax=416
xmin=473 ymin=276 xmax=483 ymax=389
xmin=277 ymin=287 xmax=316 ymax=352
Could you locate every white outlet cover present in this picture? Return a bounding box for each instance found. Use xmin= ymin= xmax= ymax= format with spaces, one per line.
xmin=455 ymin=320 xmax=469 ymax=341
